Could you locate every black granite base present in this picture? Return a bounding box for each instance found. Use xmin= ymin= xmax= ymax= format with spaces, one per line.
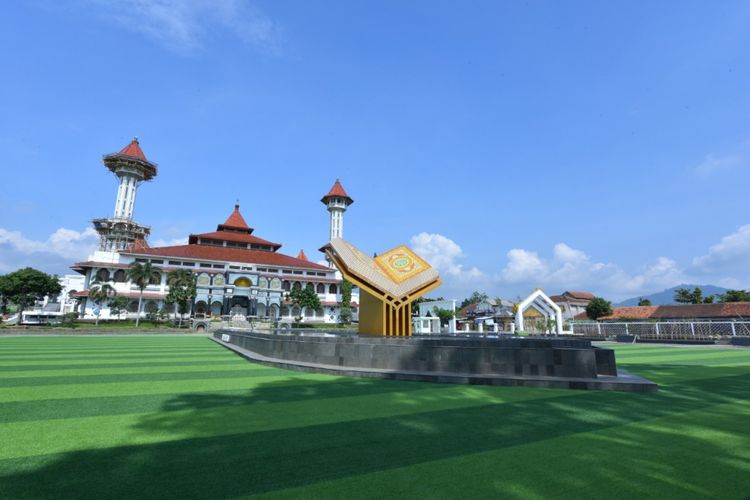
xmin=213 ymin=330 xmax=657 ymax=392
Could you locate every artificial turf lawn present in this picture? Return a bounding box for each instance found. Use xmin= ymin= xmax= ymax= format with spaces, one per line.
xmin=0 ymin=337 xmax=748 ymax=499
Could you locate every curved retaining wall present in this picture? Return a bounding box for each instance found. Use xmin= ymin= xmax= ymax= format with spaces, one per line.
xmin=214 ymin=330 xmax=617 ymax=380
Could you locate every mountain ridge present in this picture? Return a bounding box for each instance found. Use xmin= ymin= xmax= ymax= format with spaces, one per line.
xmin=616 ymin=284 xmax=730 ymax=306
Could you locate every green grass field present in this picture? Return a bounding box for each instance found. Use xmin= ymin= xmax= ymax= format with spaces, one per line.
xmin=0 ymin=336 xmax=748 ymax=499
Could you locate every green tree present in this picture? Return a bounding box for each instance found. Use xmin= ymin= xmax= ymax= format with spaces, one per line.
xmin=89 ymin=280 xmax=116 ymax=326
xmin=166 ymin=269 xmax=196 ymax=327
xmin=459 ymin=291 xmax=489 ymax=310
xmin=717 ymin=289 xmax=750 ymax=302
xmin=432 ymin=307 xmax=454 ymax=326
xmin=127 ymin=262 xmax=161 ymax=327
xmin=585 ymin=297 xmax=613 ymax=320
xmin=637 ymin=297 xmax=652 ymax=306
xmin=0 ymin=268 xmax=62 ymax=325
xmin=289 ymin=285 xmax=321 ymax=322
xmin=338 ymin=279 xmax=353 ymax=324
xmin=703 ymin=295 xmax=715 ymax=304
xmin=674 ymin=288 xmax=693 ymax=304
xmin=109 ymin=296 xmax=129 ymax=320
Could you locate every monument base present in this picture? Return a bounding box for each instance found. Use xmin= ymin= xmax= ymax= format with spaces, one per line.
xmin=212 ymin=331 xmax=656 ymax=392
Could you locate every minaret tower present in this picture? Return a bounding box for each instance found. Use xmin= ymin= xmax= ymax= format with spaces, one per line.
xmin=321 ymin=179 xmax=353 ymax=241
xmin=92 ymin=138 xmax=158 ymax=252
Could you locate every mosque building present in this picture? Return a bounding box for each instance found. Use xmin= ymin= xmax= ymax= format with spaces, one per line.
xmin=71 ymin=138 xmax=358 ymax=322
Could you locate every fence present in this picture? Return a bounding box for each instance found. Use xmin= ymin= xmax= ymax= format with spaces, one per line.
xmin=570 ymin=321 xmax=750 ymax=340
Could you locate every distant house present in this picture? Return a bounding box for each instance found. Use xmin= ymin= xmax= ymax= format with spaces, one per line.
xmin=456 ymin=299 xmax=515 ymax=332
xmin=550 ymin=291 xmax=595 ymax=321
xmin=574 ymin=302 xmax=750 ymax=322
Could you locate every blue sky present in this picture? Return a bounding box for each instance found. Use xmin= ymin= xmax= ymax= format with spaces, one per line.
xmin=1 ymin=0 xmax=750 ymax=301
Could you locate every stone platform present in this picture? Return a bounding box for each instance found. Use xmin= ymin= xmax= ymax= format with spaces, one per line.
xmin=212 ymin=330 xmax=657 ymax=392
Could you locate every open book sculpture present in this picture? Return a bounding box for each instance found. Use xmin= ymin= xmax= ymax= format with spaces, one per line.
xmin=322 ymin=238 xmax=442 ymax=336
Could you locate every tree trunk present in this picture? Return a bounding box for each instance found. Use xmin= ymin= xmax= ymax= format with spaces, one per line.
xmin=136 ymin=293 xmax=143 ymax=327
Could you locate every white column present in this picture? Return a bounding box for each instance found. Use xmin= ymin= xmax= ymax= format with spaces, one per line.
xmin=127 ymin=177 xmax=137 ymax=219
xmin=114 ymin=176 xmax=128 ymax=218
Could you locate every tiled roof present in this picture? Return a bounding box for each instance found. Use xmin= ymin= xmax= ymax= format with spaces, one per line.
xmin=652 ymin=303 xmax=750 ymax=319
xmin=592 ymin=306 xmax=659 ymax=321
xmin=577 ymin=302 xmax=750 ymax=321
xmin=457 ymin=303 xmax=478 ymax=317
xmin=218 ymin=205 xmax=253 ymax=233
xmin=321 ymin=179 xmax=353 ymax=205
xmin=189 ymin=231 xmax=281 ymax=249
xmin=563 ymin=291 xmax=595 ymax=300
xmin=126 ymin=244 xmax=329 ymax=270
xmin=118 ymin=137 xmax=148 ymax=161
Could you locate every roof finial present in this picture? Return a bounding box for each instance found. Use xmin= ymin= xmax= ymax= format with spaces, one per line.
xmin=133 ymin=136 xmax=139 ymax=143
xmin=235 ymin=199 xmax=240 ymax=210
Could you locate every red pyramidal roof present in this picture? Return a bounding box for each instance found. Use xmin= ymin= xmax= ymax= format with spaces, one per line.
xmin=321 ymin=179 xmax=353 ymax=205
xmin=297 ymin=249 xmax=308 ymax=261
xmin=118 ymin=137 xmax=148 ymax=161
xmin=217 ymin=204 xmax=253 ymax=233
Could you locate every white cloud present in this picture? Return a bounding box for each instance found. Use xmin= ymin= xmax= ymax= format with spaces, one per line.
xmin=694 ymin=154 xmax=741 ymax=176
xmin=0 ymin=227 xmax=98 ymax=259
xmin=692 ymin=224 xmax=750 ymax=274
xmin=410 ymin=233 xmax=484 ymax=281
xmin=150 ymin=237 xmax=188 ymax=247
xmin=498 ymin=243 xmax=686 ymax=299
xmin=86 ymin=0 xmax=281 ymax=53
xmin=0 ymin=227 xmax=99 ymax=275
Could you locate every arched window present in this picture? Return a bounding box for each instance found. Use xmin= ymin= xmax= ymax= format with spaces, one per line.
xmin=128 ymin=301 xmax=140 ymax=313
xmin=329 ymin=284 xmax=337 ymax=294
xmin=281 ymin=305 xmax=290 ymax=317
xmin=305 ymin=283 xmax=314 ymax=292
xmin=96 ymin=269 xmax=110 ymax=282
xmin=234 ymin=277 xmax=252 ymax=288
xmin=145 ymin=301 xmax=158 ymax=313
xmin=292 ymin=282 xmax=301 ymax=292
xmin=304 ymin=307 xmax=314 ymax=317
xmin=113 ymin=270 xmax=126 ymax=282
xmin=291 ymin=306 xmax=301 ymax=317
xmin=282 ymin=280 xmax=291 ymax=291
xmin=316 ymin=283 xmax=325 ymax=294
xmin=258 ymin=277 xmax=268 ymax=289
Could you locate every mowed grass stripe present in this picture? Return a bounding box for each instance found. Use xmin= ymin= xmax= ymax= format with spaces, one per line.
xmin=0 ymin=361 xmax=262 ymax=379
xmin=0 ymin=353 xmax=232 ymax=362
xmin=0 ymin=359 xmax=243 ymax=372
xmin=0 ymin=355 xmax=234 ymax=366
xmin=2 ymin=354 xmax=748 ymax=461
xmin=0 ymin=372 xmax=340 ymax=402
xmin=251 ymin=399 xmax=750 ymax=500
xmin=0 ymin=368 xmax=283 ymax=388
xmin=2 ymin=373 xmax=748 ymax=499
xmin=0 ymin=386 xmax=573 ymax=460
xmin=0 ymin=378 xmax=435 ymax=424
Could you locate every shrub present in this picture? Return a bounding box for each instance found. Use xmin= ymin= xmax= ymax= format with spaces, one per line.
xmin=60 ymin=312 xmax=79 ymax=328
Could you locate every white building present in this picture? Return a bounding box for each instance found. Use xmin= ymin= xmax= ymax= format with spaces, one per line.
xmin=70 ymin=139 xmax=359 ymax=323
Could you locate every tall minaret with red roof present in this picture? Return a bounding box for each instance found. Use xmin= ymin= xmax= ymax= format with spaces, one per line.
xmin=321 ymin=179 xmax=353 ymax=241
xmin=92 ymin=137 xmax=158 ymax=252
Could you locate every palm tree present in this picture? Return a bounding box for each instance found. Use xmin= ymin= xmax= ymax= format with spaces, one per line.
xmin=89 ymin=280 xmax=116 ymax=326
xmin=127 ymin=262 xmax=161 ymax=327
xmin=167 ymin=269 xmax=196 ymax=327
